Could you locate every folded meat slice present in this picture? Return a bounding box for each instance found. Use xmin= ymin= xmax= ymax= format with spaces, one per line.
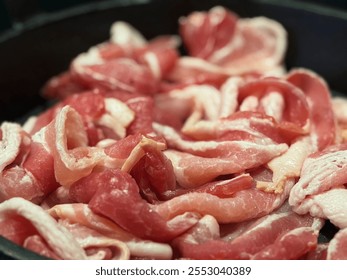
xmin=23 ymin=235 xmax=61 ymax=259
xmin=0 ymin=197 xmax=86 ymax=259
xmin=252 ymin=227 xmax=318 ymax=259
xmin=154 ymin=178 xmax=294 ymax=224
xmin=179 ymin=6 xmax=286 ymax=76
xmin=293 ymin=189 xmax=347 ymax=229
xmin=327 ymin=227 xmax=347 ymax=259
xmin=48 ymin=203 xmax=173 ymax=259
xmin=303 ymin=243 xmax=328 ymax=260
xmin=173 ymin=206 xmax=322 ymax=259
xmin=179 ymin=6 xmax=238 ymax=61
xmin=0 ymin=122 xmax=31 ymax=172
xmin=289 ymin=143 xmax=347 ymax=208
xmin=238 ymin=77 xmax=310 ymax=138
xmin=87 ymin=168 xmax=199 ymax=242
xmin=58 ymin=221 xmax=130 ymax=260
xmin=42 ymin=105 xmax=116 ymax=186
xmin=0 ymin=123 xmax=58 ymax=203
xmin=287 ymin=68 xmax=336 ymax=151
xmin=163 ymin=144 xmax=286 ymax=188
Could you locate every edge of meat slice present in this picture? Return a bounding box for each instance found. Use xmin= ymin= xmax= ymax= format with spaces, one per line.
xmin=0 ymin=197 xmax=86 ymax=259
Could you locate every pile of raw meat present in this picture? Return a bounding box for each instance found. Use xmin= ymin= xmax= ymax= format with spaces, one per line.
xmin=1 ymin=6 xmax=347 ymax=260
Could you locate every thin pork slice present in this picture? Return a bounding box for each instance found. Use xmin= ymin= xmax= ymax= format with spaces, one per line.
xmin=163 ymin=146 xmax=286 ymax=188
xmin=58 ymin=220 xmax=130 ymax=260
xmin=289 ymin=144 xmax=347 ymax=208
xmin=238 ymin=77 xmax=310 ymax=138
xmin=153 ymin=178 xmax=294 ymax=223
xmin=252 ymin=227 xmax=318 ymax=259
xmin=0 ymin=122 xmax=31 ymax=172
xmin=293 ymin=188 xmax=347 ymax=229
xmin=174 ymin=207 xmax=322 ymax=259
xmin=287 ymin=68 xmax=336 ymax=151
xmin=179 ymin=6 xmax=286 ymax=75
xmin=0 ymin=197 xmax=86 ymax=259
xmin=48 ymin=203 xmax=173 ymax=259
xmin=87 ymin=169 xmax=199 ymax=242
xmin=43 ymin=105 xmax=115 ymax=186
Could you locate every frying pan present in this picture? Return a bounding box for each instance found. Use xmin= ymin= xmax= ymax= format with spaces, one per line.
xmin=0 ymin=0 xmax=346 ymax=259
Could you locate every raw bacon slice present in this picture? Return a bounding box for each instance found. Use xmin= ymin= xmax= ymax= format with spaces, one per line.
xmin=238 ymin=77 xmax=310 ymax=138
xmin=286 ymin=68 xmax=336 ymax=151
xmin=174 ymin=208 xmax=321 ymax=259
xmin=0 ymin=122 xmax=31 ymax=172
xmin=179 ymin=6 xmax=286 ymax=75
xmin=163 ymin=143 xmax=286 ymax=188
xmin=43 ymin=106 xmax=113 ymax=186
xmin=293 ymin=189 xmax=347 ymax=229
xmin=217 ymin=16 xmax=287 ymax=75
xmin=23 ymin=235 xmax=61 ymax=259
xmin=0 ymin=126 xmax=58 ymax=204
xmin=58 ymin=221 xmax=130 ymax=260
xmin=72 ymin=57 xmax=159 ymax=95
xmin=179 ymin=6 xmax=238 ymax=60
xmin=0 ymin=197 xmax=86 ymax=259
xmin=327 ymin=227 xmax=347 ymax=260
xmin=41 ymin=71 xmax=87 ymax=100
xmin=289 ymin=143 xmax=347 ymax=209
xmin=179 ymin=6 xmax=286 ymax=76
xmin=252 ymin=227 xmax=318 ymax=259
xmin=153 ymin=178 xmax=294 ymax=224
xmin=48 ymin=203 xmax=173 ymax=259
xmin=30 ymin=90 xmax=136 ymax=145
xmin=88 ymin=169 xmax=199 ymax=242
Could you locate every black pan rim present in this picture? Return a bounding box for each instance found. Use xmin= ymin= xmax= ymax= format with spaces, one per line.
xmin=0 ymin=0 xmax=346 ymax=44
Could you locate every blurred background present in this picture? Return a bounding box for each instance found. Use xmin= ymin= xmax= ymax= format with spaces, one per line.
xmin=1 ymin=0 xmax=346 ymax=33
xmin=0 ymin=0 xmax=346 ymax=122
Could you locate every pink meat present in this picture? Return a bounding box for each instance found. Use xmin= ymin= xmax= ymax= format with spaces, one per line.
xmin=153 ymin=179 xmax=293 ymax=224
xmin=41 ymin=71 xmax=87 ymax=100
xmin=130 ymin=144 xmax=176 ymax=202
xmin=0 ymin=122 xmax=58 ymax=203
xmin=180 ymin=6 xmax=238 ymax=60
xmin=252 ymin=227 xmax=318 ymax=259
xmin=48 ymin=203 xmax=173 ymax=259
xmin=23 ymin=235 xmax=61 ymax=259
xmin=44 ymin=106 xmax=110 ymax=186
xmin=72 ymin=58 xmax=158 ymax=94
xmin=327 ymin=227 xmax=347 ymax=259
xmin=125 ymin=96 xmax=155 ymax=135
xmin=303 ymin=243 xmax=328 ymax=260
xmin=179 ymin=6 xmax=286 ymax=76
xmin=71 ymin=134 xmax=170 ymax=202
xmin=293 ymin=189 xmax=347 ymax=229
xmin=174 ymin=209 xmax=321 ymax=259
xmin=287 ymin=69 xmax=336 ymax=151
xmin=88 ymin=169 xmax=199 ymax=242
xmin=238 ymin=77 xmax=310 ymax=138
xmin=0 ymin=197 xmax=87 ymax=259
xmin=22 ymin=142 xmax=59 ymax=197
xmin=163 ymin=147 xmax=286 ymax=188
xmin=289 ymin=144 xmax=347 ymax=209
xmin=0 ymin=123 xmax=29 ymax=172
xmin=58 ymin=221 xmax=130 ymax=260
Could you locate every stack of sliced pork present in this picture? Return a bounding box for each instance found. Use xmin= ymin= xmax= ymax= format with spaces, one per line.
xmin=1 ymin=6 xmax=346 ymax=260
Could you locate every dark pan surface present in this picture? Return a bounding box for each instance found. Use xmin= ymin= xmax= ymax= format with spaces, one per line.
xmin=0 ymin=0 xmax=346 ymax=259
